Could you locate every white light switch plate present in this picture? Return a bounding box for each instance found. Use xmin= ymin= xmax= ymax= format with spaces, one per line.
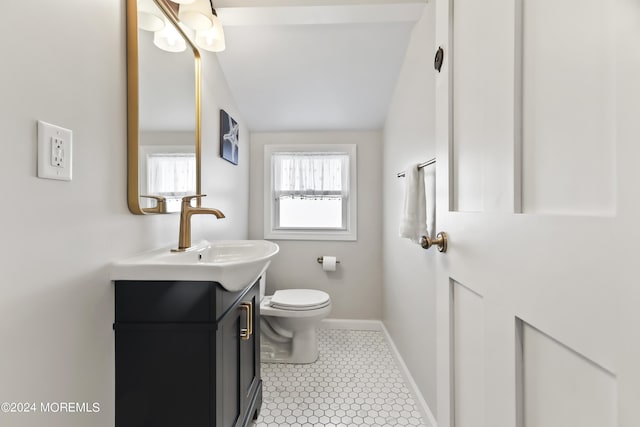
xmin=37 ymin=120 xmax=72 ymax=181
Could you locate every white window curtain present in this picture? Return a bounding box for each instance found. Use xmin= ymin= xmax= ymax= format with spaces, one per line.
xmin=147 ymin=153 xmax=196 ymax=196
xmin=273 ymin=152 xmax=349 ymax=200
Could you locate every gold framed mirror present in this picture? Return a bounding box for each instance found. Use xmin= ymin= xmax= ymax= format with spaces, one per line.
xmin=126 ymin=0 xmax=201 ymax=214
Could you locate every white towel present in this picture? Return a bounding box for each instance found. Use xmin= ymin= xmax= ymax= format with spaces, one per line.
xmin=424 ymin=167 xmax=436 ymax=239
xmin=399 ymin=163 xmax=427 ymax=243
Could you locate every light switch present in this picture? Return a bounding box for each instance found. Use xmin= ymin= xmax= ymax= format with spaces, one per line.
xmin=37 ymin=120 xmax=72 ymax=181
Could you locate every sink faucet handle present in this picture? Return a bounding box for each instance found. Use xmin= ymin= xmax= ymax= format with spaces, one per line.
xmin=140 ymin=195 xmax=168 ymax=213
xmin=181 ymin=194 xmax=207 ymax=207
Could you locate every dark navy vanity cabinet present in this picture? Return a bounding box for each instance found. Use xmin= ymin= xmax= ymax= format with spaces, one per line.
xmin=114 ymin=279 xmax=261 ymax=427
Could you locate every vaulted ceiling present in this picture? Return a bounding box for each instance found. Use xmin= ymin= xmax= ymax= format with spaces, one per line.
xmin=215 ymin=0 xmax=426 ymax=132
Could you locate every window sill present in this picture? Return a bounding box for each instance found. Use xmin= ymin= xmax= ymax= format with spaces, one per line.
xmin=264 ymin=229 xmax=357 ymax=241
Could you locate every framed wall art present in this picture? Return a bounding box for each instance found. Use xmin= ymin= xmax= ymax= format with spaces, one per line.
xmin=220 ymin=109 xmax=239 ymax=165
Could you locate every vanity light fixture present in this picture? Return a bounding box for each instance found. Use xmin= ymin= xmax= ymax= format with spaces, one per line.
xmin=195 ymin=9 xmax=226 ymax=52
xmin=138 ymin=0 xmax=166 ymax=31
xmin=140 ymin=0 xmax=226 ymax=53
xmin=180 ymin=0 xmax=226 ymax=52
xmin=153 ymin=16 xmax=187 ymax=52
xmin=178 ymin=0 xmax=214 ymax=30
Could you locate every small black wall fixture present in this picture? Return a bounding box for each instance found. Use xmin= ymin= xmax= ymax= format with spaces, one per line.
xmin=434 ymin=47 xmax=444 ymax=72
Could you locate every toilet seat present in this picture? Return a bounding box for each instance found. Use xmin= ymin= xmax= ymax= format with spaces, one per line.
xmin=269 ymin=289 xmax=331 ymax=311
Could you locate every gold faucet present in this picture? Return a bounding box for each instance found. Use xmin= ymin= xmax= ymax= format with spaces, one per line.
xmin=140 ymin=195 xmax=167 ymax=214
xmin=173 ymin=195 xmax=225 ymax=252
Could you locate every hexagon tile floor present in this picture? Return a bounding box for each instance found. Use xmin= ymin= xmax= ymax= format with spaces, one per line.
xmin=252 ymin=328 xmax=431 ymax=427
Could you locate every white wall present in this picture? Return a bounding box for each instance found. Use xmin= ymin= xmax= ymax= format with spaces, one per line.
xmin=382 ymin=4 xmax=438 ymax=415
xmin=195 ymin=52 xmax=250 ymax=240
xmin=249 ymin=131 xmax=383 ymax=319
xmin=0 ymin=1 xmax=248 ymax=426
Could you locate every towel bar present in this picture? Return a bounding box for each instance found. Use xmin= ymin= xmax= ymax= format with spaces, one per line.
xmin=396 ymin=158 xmax=436 ymax=177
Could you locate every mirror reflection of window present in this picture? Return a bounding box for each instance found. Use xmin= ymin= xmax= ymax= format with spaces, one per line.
xmin=139 ymin=143 xmax=196 ymax=213
xmin=146 ymin=153 xmax=196 ymax=212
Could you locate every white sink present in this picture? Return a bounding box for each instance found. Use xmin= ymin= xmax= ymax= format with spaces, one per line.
xmin=111 ymin=240 xmax=279 ymax=291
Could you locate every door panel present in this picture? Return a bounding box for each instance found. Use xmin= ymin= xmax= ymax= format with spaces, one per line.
xmin=519 ymin=321 xmax=617 ymax=427
xmin=451 ymin=0 xmax=515 ymax=213
xmin=452 ymin=280 xmax=485 ymax=427
xmin=521 ymin=0 xmax=616 ymax=215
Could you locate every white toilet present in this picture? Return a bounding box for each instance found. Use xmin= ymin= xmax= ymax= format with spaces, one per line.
xmin=259 ymin=277 xmax=331 ymax=364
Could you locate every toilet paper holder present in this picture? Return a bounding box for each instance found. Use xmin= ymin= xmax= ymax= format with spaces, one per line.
xmin=317 ymin=256 xmax=341 ymax=264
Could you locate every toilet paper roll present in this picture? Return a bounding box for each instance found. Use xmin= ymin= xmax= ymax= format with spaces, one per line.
xmin=322 ymin=256 xmax=337 ymax=272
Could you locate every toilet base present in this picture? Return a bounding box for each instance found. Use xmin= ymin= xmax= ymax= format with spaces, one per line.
xmin=261 ymin=327 xmax=319 ymax=364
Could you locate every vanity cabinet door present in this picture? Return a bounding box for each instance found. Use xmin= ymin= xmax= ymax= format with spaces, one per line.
xmin=115 ymin=324 xmax=212 ymax=427
xmin=215 ymin=281 xmax=262 ymax=427
xmin=239 ymin=283 xmax=261 ymax=422
xmin=215 ymin=303 xmax=243 ymax=427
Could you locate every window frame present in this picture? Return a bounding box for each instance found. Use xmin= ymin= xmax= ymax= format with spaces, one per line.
xmin=264 ymin=144 xmax=357 ymax=241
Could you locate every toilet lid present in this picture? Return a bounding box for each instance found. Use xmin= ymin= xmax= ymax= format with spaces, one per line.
xmin=269 ymin=289 xmax=330 ymax=310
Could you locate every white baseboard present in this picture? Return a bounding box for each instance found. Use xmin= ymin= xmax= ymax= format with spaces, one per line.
xmin=379 ymin=322 xmax=438 ymax=427
xmin=319 ymin=318 xmax=383 ymax=331
xmin=320 ymin=318 xmax=438 ymax=427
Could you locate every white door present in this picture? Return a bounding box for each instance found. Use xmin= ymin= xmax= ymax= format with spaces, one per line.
xmin=434 ymin=0 xmax=640 ymax=426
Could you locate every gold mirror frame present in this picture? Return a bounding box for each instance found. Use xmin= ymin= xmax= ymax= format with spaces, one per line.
xmin=126 ymin=0 xmax=202 ymax=214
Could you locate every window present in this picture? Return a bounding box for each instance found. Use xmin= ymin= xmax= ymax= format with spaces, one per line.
xmin=264 ymin=144 xmax=357 ymax=241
